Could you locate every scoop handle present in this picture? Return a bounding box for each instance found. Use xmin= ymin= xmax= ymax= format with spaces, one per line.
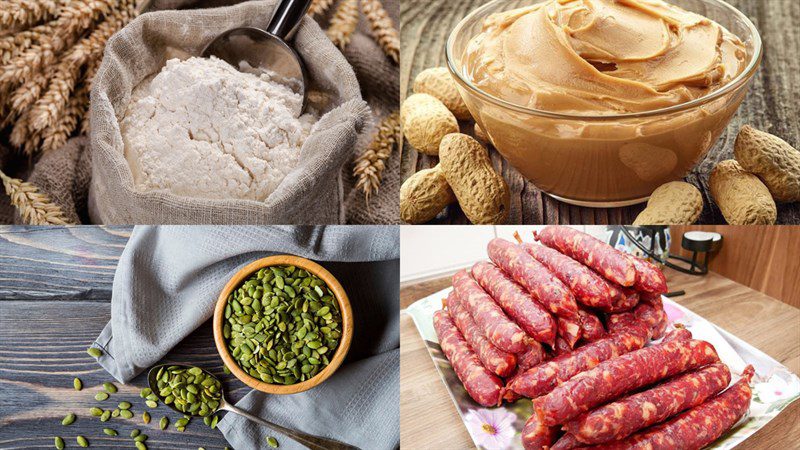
xmin=267 ymin=0 xmax=314 ymax=40
xmin=223 ymin=402 xmax=361 ymax=450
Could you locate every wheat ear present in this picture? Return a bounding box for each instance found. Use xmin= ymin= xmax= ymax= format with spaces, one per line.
xmin=0 ymin=0 xmax=59 ymax=30
xmin=326 ymin=0 xmax=359 ymax=49
xmin=0 ymin=169 xmax=72 ymax=225
xmin=359 ymin=0 xmax=398 ymax=63
xmin=308 ymin=0 xmax=336 ymax=16
xmin=353 ymin=110 xmax=400 ymax=202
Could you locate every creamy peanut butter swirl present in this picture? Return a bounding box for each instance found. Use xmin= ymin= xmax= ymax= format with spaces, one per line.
xmin=464 ymin=0 xmax=748 ymax=114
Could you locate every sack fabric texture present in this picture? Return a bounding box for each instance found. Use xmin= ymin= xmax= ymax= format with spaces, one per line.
xmin=91 ymin=225 xmax=400 ymax=449
xmin=2 ymin=0 xmax=400 ymax=224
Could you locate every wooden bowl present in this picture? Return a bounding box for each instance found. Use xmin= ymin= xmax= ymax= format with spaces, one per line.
xmin=213 ymin=255 xmax=353 ymax=394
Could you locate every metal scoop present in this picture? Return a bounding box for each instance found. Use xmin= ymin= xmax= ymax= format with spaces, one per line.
xmin=147 ymin=364 xmax=360 ymax=450
xmin=201 ymin=0 xmax=312 ymax=109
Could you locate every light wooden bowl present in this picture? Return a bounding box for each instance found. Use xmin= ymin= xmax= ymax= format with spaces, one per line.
xmin=213 ymin=255 xmax=353 ymax=394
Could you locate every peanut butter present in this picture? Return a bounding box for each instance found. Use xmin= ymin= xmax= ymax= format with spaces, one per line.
xmin=464 ymin=0 xmax=747 ymax=114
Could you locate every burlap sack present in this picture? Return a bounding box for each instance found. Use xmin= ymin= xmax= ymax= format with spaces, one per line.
xmin=89 ymin=0 xmax=371 ymax=224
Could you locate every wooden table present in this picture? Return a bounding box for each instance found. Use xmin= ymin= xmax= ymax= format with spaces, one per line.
xmin=0 ymin=226 xmax=247 ymax=449
xmin=400 ymin=268 xmax=800 ymax=449
xmin=400 ymin=0 xmax=800 ymax=224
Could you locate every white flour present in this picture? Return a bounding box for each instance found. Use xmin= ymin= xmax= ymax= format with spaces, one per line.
xmin=121 ymin=56 xmax=316 ymax=201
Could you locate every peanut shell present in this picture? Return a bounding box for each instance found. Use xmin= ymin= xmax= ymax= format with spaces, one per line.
xmin=709 ymin=160 xmax=776 ymax=225
xmin=401 ymin=93 xmax=459 ymax=155
xmin=734 ymin=125 xmax=800 ymax=202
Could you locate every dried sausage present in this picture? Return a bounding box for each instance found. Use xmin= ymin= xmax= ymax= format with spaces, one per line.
xmin=577 ymin=307 xmax=605 ymax=342
xmin=518 ymin=342 xmax=548 ymax=371
xmin=605 ymin=286 xmax=640 ymax=313
xmin=590 ymin=366 xmax=755 ymax=450
xmin=536 ymin=226 xmax=637 ymax=287
xmin=488 ymin=238 xmax=579 ymax=318
xmin=565 ymin=363 xmax=732 ymax=444
xmin=508 ymin=325 xmax=650 ymax=399
xmin=472 ymin=261 xmax=557 ymax=346
xmin=661 ymin=326 xmax=692 ymax=343
xmin=452 ymin=270 xmax=529 ymax=354
xmin=553 ymin=336 xmax=574 ymax=356
xmin=558 ymin=317 xmax=581 ymax=348
xmin=628 ymin=255 xmax=668 ymax=294
xmin=550 ymin=433 xmax=585 ymax=450
xmin=608 ymin=295 xmax=667 ymax=339
xmin=433 ymin=310 xmax=504 ymax=407
xmin=522 ymin=413 xmax=558 ymax=450
xmin=515 ymin=233 xmax=615 ymax=310
xmin=446 ymin=291 xmax=517 ymax=377
xmin=534 ymin=339 xmax=721 ymax=426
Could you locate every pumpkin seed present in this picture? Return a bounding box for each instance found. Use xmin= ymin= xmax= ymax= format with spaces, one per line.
xmin=111 ymin=409 xmax=120 ymax=418
xmin=103 ymin=382 xmax=117 ymax=393
xmin=134 ymin=434 xmax=148 ymax=442
xmin=54 ymin=436 xmax=65 ymax=450
xmin=61 ymin=413 xmax=76 ymax=426
xmin=87 ymin=347 xmax=102 ymax=358
xmin=159 ymin=416 xmax=169 ymax=430
xmin=103 ymin=428 xmax=117 ymax=436
xmin=73 ymin=378 xmax=82 ymax=391
xmin=130 ymin=429 xmax=140 ymax=438
xmin=89 ymin=407 xmax=103 ymax=417
xmin=100 ymin=410 xmax=111 ymax=422
xmin=76 ymin=435 xmax=89 ymax=447
xmin=140 ymin=388 xmax=152 ymax=398
xmin=267 ymin=436 xmax=279 ymax=447
xmin=142 ymin=411 xmax=151 ymax=424
xmin=223 ymin=265 xmax=342 ymax=385
xmin=95 ymin=392 xmax=108 ymax=401
xmin=118 ymin=401 xmax=131 ymax=410
xmin=135 ymin=442 xmax=147 ymax=450
xmin=145 ymin=400 xmax=158 ymax=408
xmin=120 ymin=409 xmax=133 ymax=419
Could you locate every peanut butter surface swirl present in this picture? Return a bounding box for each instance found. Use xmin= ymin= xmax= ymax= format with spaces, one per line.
xmin=463 ymin=0 xmax=748 ymax=114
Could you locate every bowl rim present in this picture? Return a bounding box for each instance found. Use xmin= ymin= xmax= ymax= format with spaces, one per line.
xmin=212 ymin=254 xmax=353 ymax=395
xmin=445 ymin=0 xmax=763 ymax=120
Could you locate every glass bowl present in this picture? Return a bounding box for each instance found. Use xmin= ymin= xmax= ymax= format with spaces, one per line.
xmin=446 ymin=0 xmax=762 ymax=207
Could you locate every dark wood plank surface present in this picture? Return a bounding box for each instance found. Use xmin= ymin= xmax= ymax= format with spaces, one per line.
xmin=400 ymin=0 xmax=800 ymax=225
xmin=400 ymin=268 xmax=800 ymax=449
xmin=0 ymin=226 xmax=249 ymax=449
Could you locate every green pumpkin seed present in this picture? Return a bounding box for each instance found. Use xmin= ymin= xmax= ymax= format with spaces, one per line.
xmin=103 ymin=382 xmax=117 ymax=393
xmin=130 ymin=429 xmax=140 ymax=438
xmin=135 ymin=442 xmax=147 ymax=450
xmin=111 ymin=408 xmax=120 ymax=418
xmin=134 ymin=434 xmax=148 ymax=442
xmin=145 ymin=400 xmax=158 ymax=408
xmin=95 ymin=392 xmax=108 ymax=401
xmin=100 ymin=410 xmax=111 ymax=422
xmin=120 ymin=409 xmax=133 ymax=419
xmin=87 ymin=347 xmax=102 ymax=358
xmin=140 ymin=388 xmax=152 ymax=398
xmin=267 ymin=436 xmax=279 ymax=448
xmin=103 ymin=428 xmax=117 ymax=436
xmin=76 ymin=435 xmax=89 ymax=447
xmin=118 ymin=401 xmax=131 ymax=410
xmin=159 ymin=416 xmax=168 ymax=430
xmin=73 ymin=377 xmax=82 ymax=391
xmin=142 ymin=411 xmax=151 ymax=424
xmin=89 ymin=407 xmax=103 ymax=417
xmin=61 ymin=413 xmax=76 ymax=426
xmin=54 ymin=436 xmax=65 ymax=450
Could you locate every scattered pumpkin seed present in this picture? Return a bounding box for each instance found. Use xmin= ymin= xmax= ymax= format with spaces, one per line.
xmin=135 ymin=442 xmax=147 ymax=450
xmin=87 ymin=347 xmax=102 ymax=358
xmin=100 ymin=410 xmax=111 ymax=422
xmin=103 ymin=382 xmax=117 ymax=393
xmin=103 ymin=428 xmax=117 ymax=436
xmin=118 ymin=401 xmax=131 ymax=410
xmin=61 ymin=413 xmax=76 ymax=426
xmin=134 ymin=434 xmax=147 ymax=442
xmin=54 ymin=436 xmax=65 ymax=449
xmin=89 ymin=407 xmax=103 ymax=417
xmin=140 ymin=387 xmax=152 ymax=398
xmin=73 ymin=377 xmax=82 ymax=391
xmin=111 ymin=409 xmax=120 ymax=418
xmin=130 ymin=429 xmax=140 ymax=438
xmin=267 ymin=436 xmax=279 ymax=448
xmin=120 ymin=409 xmax=134 ymax=419
xmin=142 ymin=411 xmax=151 ymax=424
xmin=159 ymin=416 xmax=168 ymax=430
xmin=76 ymin=435 xmax=89 ymax=447
xmin=211 ymin=414 xmax=219 ymax=429
xmin=145 ymin=400 xmax=158 ymax=408
xmin=95 ymin=392 xmax=109 ymax=401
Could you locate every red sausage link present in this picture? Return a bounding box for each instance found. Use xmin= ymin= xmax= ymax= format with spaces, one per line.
xmin=591 ymin=366 xmax=755 ymax=450
xmin=534 ymin=339 xmax=721 ymax=426
xmin=472 ymin=261 xmax=557 ymax=346
xmin=452 ymin=270 xmax=529 ymax=354
xmin=558 ymin=317 xmax=581 ymax=348
xmin=662 ymin=326 xmax=693 ymax=343
xmin=566 ymin=363 xmax=732 ymax=444
xmin=637 ymin=294 xmax=668 ymax=339
xmin=508 ymin=325 xmax=649 ymax=399
xmin=433 ymin=310 xmax=504 ymax=407
xmin=627 ymin=255 xmax=668 ymax=294
xmin=518 ymin=342 xmax=548 ymax=371
xmin=553 ymin=336 xmax=573 ymax=356
xmin=536 ymin=226 xmax=637 ymax=287
xmin=516 ymin=237 xmax=614 ymax=311
xmin=522 ymin=413 xmax=558 ymax=450
xmin=446 ymin=291 xmax=517 ymax=377
xmin=577 ymin=307 xmax=605 ymax=342
xmin=605 ymin=286 xmax=640 ymax=313
xmin=488 ymin=238 xmax=579 ymax=318
xmin=550 ymin=433 xmax=585 ymax=450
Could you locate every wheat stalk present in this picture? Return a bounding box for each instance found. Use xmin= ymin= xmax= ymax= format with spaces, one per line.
xmin=326 ymin=0 xmax=359 ymax=50
xmin=0 ymin=0 xmax=59 ymax=30
xmin=359 ymin=0 xmax=398 ymax=64
xmin=353 ymin=110 xmax=400 ymax=202
xmin=0 ymin=169 xmax=72 ymax=225
xmin=0 ymin=20 xmax=53 ymax=65
xmin=308 ymin=0 xmax=336 ymax=17
xmin=41 ymin=79 xmax=88 ymax=152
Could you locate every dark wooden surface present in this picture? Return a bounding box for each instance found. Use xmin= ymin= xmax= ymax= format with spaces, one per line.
xmin=400 ymin=0 xmax=800 ymax=225
xmin=0 ymin=226 xmax=249 ymax=449
xmin=400 ymin=268 xmax=800 ymax=449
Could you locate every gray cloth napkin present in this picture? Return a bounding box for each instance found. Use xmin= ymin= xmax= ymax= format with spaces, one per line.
xmin=92 ymin=225 xmax=399 ymax=449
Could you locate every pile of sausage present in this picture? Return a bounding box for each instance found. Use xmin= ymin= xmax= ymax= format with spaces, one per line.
xmin=432 ymin=226 xmax=754 ymax=450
